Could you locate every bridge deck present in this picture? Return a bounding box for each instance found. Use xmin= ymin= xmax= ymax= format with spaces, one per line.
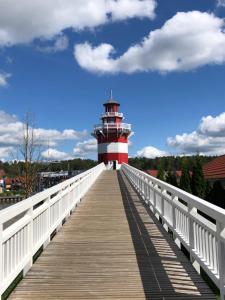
xmin=9 ymin=171 xmax=215 ymax=299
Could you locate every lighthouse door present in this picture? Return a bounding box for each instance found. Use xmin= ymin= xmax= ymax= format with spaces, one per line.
xmin=113 ymin=161 xmax=117 ymax=170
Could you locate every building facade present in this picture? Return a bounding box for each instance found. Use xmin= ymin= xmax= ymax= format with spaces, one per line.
xmin=92 ymin=95 xmax=131 ymax=170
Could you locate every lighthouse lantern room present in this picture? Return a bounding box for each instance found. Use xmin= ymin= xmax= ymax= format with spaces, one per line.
xmin=92 ymin=93 xmax=132 ymax=170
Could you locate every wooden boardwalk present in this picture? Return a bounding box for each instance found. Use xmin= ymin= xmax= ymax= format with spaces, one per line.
xmin=9 ymin=171 xmax=215 ymax=300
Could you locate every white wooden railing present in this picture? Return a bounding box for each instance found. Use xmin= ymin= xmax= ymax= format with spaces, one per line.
xmin=0 ymin=163 xmax=105 ymax=297
xmin=121 ymin=163 xmax=225 ymax=300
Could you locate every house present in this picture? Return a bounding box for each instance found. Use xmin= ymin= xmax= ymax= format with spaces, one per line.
xmin=4 ymin=177 xmax=12 ymax=190
xmin=203 ymin=155 xmax=225 ymax=187
xmin=3 ymin=177 xmax=25 ymax=191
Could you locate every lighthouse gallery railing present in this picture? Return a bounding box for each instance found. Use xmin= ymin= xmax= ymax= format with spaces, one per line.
xmin=0 ymin=163 xmax=106 ymax=297
xmin=101 ymin=112 xmax=124 ymax=118
xmin=94 ymin=123 xmax=131 ymax=131
xmin=121 ymin=163 xmax=225 ymax=299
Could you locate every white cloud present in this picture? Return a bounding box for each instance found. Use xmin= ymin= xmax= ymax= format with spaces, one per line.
xmin=37 ymin=34 xmax=69 ymax=53
xmin=42 ymin=138 xmax=98 ymax=161
xmin=137 ymin=146 xmax=169 ymax=158
xmin=74 ymin=11 xmax=225 ymax=74
xmin=73 ymin=138 xmax=97 ymax=158
xmin=217 ymin=0 xmax=225 ymax=7
xmin=34 ymin=128 xmax=87 ymax=146
xmin=198 ymin=112 xmax=225 ymax=137
xmin=0 ymin=147 xmax=14 ymax=161
xmin=128 ymin=140 xmax=133 ymax=147
xmin=107 ymin=0 xmax=156 ymax=21
xmin=0 ymin=72 xmax=11 ymax=87
xmin=0 ymin=0 xmax=156 ymax=47
xmin=0 ymin=111 xmax=23 ymax=146
xmin=75 ymin=43 xmax=116 ymax=73
xmin=167 ymin=112 xmax=225 ymax=155
xmin=0 ymin=110 xmax=88 ymax=160
xmin=0 ymin=111 xmax=17 ymax=123
xmin=41 ymin=148 xmax=73 ymax=161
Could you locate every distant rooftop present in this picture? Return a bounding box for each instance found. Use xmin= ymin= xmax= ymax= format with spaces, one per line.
xmin=203 ymin=155 xmax=225 ymax=180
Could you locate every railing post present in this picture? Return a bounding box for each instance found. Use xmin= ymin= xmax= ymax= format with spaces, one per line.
xmin=56 ymin=188 xmax=63 ymax=232
xmin=217 ymin=222 xmax=225 ymax=300
xmin=188 ymin=204 xmax=195 ymax=262
xmin=172 ymin=195 xmax=177 ymax=232
xmin=23 ymin=207 xmax=33 ymax=276
xmin=161 ymin=189 xmax=166 ymax=221
xmin=153 ymin=184 xmax=157 ymax=215
xmin=44 ymin=196 xmax=51 ymax=249
xmin=141 ymin=176 xmax=144 ymax=198
xmin=145 ymin=178 xmax=150 ymax=204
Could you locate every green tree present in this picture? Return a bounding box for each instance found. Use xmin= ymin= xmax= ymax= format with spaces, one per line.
xmin=191 ymin=156 xmax=206 ymax=198
xmin=180 ymin=160 xmax=192 ymax=193
xmin=128 ymin=155 xmax=216 ymax=172
xmin=166 ymin=169 xmax=178 ymax=187
xmin=157 ymin=164 xmax=165 ymax=181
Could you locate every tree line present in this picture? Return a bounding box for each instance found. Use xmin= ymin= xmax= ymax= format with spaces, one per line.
xmin=0 ymin=159 xmax=98 ymax=178
xmin=128 ymin=155 xmax=214 ymax=171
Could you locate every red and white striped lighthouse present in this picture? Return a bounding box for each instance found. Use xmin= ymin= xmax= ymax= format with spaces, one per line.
xmin=92 ymin=92 xmax=132 ymax=170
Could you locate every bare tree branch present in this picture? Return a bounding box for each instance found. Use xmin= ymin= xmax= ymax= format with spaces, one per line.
xmin=18 ymin=112 xmax=42 ymax=198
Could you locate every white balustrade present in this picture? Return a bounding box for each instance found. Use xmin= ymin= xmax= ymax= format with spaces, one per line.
xmin=94 ymin=123 xmax=131 ymax=131
xmin=121 ymin=163 xmax=225 ymax=300
xmin=0 ymin=163 xmax=105 ymax=297
xmin=101 ymin=112 xmax=124 ymax=118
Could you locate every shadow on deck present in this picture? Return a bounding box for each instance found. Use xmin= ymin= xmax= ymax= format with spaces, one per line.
xmin=118 ymin=171 xmax=216 ymax=300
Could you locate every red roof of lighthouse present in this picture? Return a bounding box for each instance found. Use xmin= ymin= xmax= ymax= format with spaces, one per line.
xmin=103 ymin=98 xmax=120 ymax=106
xmin=104 ymin=91 xmax=120 ymax=106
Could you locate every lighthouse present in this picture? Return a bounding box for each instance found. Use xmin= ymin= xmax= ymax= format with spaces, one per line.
xmin=92 ymin=92 xmax=132 ymax=170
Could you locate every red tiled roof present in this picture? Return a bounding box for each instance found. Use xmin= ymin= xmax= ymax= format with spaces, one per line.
xmin=15 ymin=176 xmax=26 ymax=183
xmin=203 ymin=155 xmax=225 ymax=180
xmin=3 ymin=176 xmax=26 ymax=185
xmin=145 ymin=170 xmax=158 ymax=177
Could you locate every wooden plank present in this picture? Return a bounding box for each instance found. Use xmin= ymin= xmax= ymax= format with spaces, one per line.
xmin=8 ymin=171 xmax=216 ymax=300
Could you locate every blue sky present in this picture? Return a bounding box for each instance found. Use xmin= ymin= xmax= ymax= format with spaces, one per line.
xmin=0 ymin=0 xmax=225 ymax=161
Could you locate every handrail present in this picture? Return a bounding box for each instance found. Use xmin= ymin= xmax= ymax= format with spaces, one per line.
xmin=121 ymin=163 xmax=225 ymax=300
xmin=101 ymin=112 xmax=123 ymax=118
xmin=0 ymin=163 xmax=106 ymax=297
xmin=94 ymin=123 xmax=131 ymax=131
